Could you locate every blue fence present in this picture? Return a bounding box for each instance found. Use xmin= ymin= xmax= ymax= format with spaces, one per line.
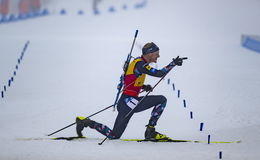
xmin=0 ymin=0 xmax=148 ymax=24
xmin=0 ymin=8 xmax=49 ymax=24
xmin=1 ymin=41 xmax=30 ymax=99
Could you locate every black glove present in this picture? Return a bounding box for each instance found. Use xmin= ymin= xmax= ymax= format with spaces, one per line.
xmin=142 ymin=85 xmax=153 ymax=92
xmin=173 ymin=56 xmax=183 ymax=66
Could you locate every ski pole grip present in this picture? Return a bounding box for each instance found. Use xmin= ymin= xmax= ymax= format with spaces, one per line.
xmin=135 ymin=30 xmax=139 ymax=38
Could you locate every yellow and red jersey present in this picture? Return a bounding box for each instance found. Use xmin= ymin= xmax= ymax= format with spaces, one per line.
xmin=122 ymin=57 xmax=175 ymax=97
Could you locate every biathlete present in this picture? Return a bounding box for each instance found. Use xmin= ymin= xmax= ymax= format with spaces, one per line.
xmin=76 ymin=42 xmax=185 ymax=140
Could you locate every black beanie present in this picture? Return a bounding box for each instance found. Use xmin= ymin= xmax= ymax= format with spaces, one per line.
xmin=142 ymin=42 xmax=159 ymax=55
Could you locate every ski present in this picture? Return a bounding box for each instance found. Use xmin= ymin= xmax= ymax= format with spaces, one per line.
xmin=16 ymin=136 xmax=241 ymax=144
xmin=124 ymin=139 xmax=241 ymax=143
xmin=123 ymin=139 xmax=191 ymax=143
xmin=52 ymin=136 xmax=86 ymax=141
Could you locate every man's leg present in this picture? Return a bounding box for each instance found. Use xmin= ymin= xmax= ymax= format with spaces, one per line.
xmin=111 ymin=96 xmax=135 ymax=139
xmin=134 ymin=95 xmax=167 ymax=126
xmin=76 ymin=95 xmax=135 ymax=139
xmin=76 ymin=95 xmax=167 ymax=139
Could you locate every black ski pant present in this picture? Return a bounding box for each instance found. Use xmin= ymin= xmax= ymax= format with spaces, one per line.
xmin=88 ymin=94 xmax=167 ymax=139
xmin=112 ymin=94 xmax=167 ymax=139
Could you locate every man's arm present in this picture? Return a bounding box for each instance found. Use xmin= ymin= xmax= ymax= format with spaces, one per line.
xmin=135 ymin=61 xmax=175 ymax=77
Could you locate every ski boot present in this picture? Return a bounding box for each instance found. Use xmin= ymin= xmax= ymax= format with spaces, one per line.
xmin=144 ymin=125 xmax=171 ymax=141
xmin=76 ymin=117 xmax=94 ymax=137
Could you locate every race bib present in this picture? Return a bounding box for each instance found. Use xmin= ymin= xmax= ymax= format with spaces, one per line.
xmin=124 ymin=97 xmax=139 ymax=109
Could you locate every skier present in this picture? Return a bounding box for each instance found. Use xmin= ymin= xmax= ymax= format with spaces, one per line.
xmin=76 ymin=42 xmax=184 ymax=140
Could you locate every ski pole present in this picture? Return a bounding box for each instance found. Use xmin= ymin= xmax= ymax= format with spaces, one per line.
xmin=47 ymin=104 xmax=116 ymax=136
xmin=98 ymin=57 xmax=188 ymax=145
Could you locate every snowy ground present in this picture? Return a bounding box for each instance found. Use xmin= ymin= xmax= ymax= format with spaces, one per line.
xmin=1 ymin=0 xmax=260 ymax=159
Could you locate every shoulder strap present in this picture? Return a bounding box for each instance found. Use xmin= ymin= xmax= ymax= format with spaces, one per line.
xmin=126 ymin=57 xmax=142 ymax=75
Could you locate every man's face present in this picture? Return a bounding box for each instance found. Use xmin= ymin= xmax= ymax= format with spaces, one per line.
xmin=148 ymin=51 xmax=160 ymax=63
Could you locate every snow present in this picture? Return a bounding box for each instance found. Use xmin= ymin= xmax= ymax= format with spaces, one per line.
xmin=1 ymin=0 xmax=260 ymax=159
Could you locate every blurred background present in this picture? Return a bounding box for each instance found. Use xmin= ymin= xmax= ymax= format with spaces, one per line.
xmin=1 ymin=0 xmax=260 ymax=159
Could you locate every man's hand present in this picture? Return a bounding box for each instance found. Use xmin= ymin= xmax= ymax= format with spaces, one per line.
xmin=172 ymin=56 xmax=188 ymax=66
xmin=142 ymin=85 xmax=153 ymax=92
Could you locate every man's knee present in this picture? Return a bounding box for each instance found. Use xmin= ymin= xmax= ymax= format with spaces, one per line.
xmin=111 ymin=134 xmax=121 ymax=139
xmin=110 ymin=129 xmax=123 ymax=139
xmin=160 ymin=95 xmax=167 ymax=104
